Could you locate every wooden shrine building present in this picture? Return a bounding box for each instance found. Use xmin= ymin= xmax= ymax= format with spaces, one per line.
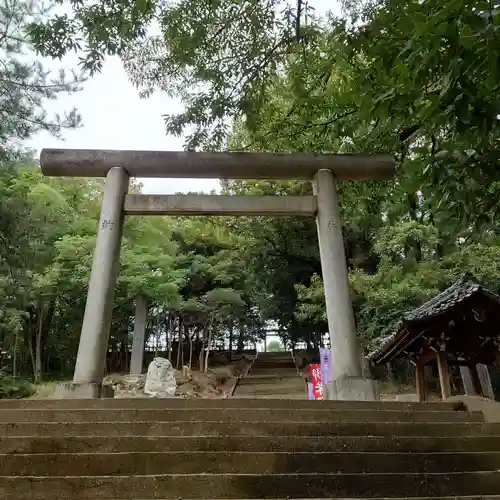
xmin=368 ymin=275 xmax=500 ymax=401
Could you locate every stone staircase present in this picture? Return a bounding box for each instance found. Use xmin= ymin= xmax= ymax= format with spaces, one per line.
xmin=1 ymin=397 xmax=500 ymax=498
xmin=233 ymin=351 xmax=307 ymax=398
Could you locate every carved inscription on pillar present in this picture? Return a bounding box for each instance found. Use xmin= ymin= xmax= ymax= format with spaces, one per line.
xmin=101 ymin=220 xmax=115 ymax=230
xmin=327 ymin=218 xmax=338 ymax=230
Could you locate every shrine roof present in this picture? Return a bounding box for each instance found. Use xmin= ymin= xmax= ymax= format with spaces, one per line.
xmin=367 ymin=274 xmax=500 ymax=365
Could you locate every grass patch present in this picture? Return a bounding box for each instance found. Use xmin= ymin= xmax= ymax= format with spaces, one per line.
xmin=0 ymin=373 xmax=35 ymax=399
xmin=30 ymin=381 xmax=61 ymax=399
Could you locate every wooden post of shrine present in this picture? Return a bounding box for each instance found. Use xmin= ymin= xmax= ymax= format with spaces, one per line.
xmin=468 ymin=363 xmax=483 ymax=396
xmin=436 ymin=351 xmax=451 ymax=399
xmin=415 ymin=361 xmax=427 ymax=402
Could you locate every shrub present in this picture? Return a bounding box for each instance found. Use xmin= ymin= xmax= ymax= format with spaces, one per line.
xmin=0 ymin=371 xmax=35 ymax=399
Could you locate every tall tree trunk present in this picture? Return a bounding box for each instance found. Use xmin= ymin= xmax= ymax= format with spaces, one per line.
xmin=28 ymin=336 xmax=36 ymax=380
xmin=154 ymin=316 xmax=159 ymax=358
xmin=176 ymin=326 xmax=182 ymax=369
xmin=13 ymin=330 xmax=18 ymax=379
xmin=165 ymin=313 xmax=172 ymax=362
xmin=228 ymin=322 xmax=234 ymax=361
xmin=26 ymin=306 xmax=36 ymax=379
xmin=181 ymin=325 xmax=189 ymax=368
xmin=237 ymin=322 xmax=245 ymax=352
xmin=188 ymin=329 xmax=194 ymax=369
xmin=40 ymin=299 xmax=56 ymax=376
xmin=407 ymin=193 xmax=422 ymax=262
xmin=34 ymin=307 xmax=43 ymax=384
xmin=199 ymin=325 xmax=207 ymax=372
xmin=204 ymin=324 xmax=213 ymax=373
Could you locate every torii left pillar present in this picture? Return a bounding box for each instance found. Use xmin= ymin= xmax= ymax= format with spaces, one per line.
xmin=55 ymin=167 xmax=129 ymax=399
xmin=130 ymin=296 xmax=148 ymax=375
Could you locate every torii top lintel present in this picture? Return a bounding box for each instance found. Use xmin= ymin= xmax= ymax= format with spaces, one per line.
xmin=40 ymin=149 xmax=395 ymax=180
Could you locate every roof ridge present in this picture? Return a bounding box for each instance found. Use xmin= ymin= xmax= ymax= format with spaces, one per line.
xmin=404 ymin=273 xmax=480 ymax=321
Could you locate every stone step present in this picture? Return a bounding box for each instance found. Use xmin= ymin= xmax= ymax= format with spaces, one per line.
xmin=8 ymin=497 xmax=498 ymax=500
xmin=0 ymin=399 xmax=459 ymax=411
xmin=247 ymin=365 xmax=295 ymax=370
xmin=257 ymin=353 xmax=291 ymax=357
xmin=252 ymin=362 xmax=293 ymax=366
xmin=233 ymin=391 xmax=306 ymax=397
xmin=4 ymin=435 xmax=500 ymax=454
xmin=249 ymin=367 xmax=297 ymax=372
xmin=239 ymin=374 xmax=303 ymax=380
xmin=235 ymin=381 xmax=305 ymax=387
xmin=254 ymin=362 xmax=293 ymax=365
xmin=255 ymin=361 xmax=291 ymax=364
xmin=250 ymin=361 xmax=297 ymax=373
xmin=253 ymin=359 xmax=294 ymax=363
xmin=234 ymin=394 xmax=308 ymax=400
xmin=0 ymin=408 xmax=481 ymax=423
xmin=240 ymin=372 xmax=302 ymax=379
xmin=3 ymin=434 xmax=499 ymax=454
xmin=238 ymin=377 xmax=305 ymax=386
xmin=4 ymin=498 xmax=496 ymax=500
xmin=4 ymin=451 xmax=500 ymax=476
xmin=1 ymin=421 xmax=498 ymax=437
xmin=2 ymin=471 xmax=500 ymax=499
xmin=254 ymin=363 xmax=294 ymax=367
xmin=233 ymin=387 xmax=306 ymax=395
xmin=255 ymin=355 xmax=293 ymax=360
xmin=236 ymin=384 xmax=304 ymax=390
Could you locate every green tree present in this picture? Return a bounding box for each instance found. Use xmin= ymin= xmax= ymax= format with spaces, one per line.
xmin=0 ymin=0 xmax=85 ymax=385
xmin=11 ymin=0 xmax=500 ymax=386
xmin=267 ymin=340 xmax=284 ymax=352
xmin=29 ymin=0 xmax=319 ymax=149
xmin=1 ymin=0 xmax=83 ymax=156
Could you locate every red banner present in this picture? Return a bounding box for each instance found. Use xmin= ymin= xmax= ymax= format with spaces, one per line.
xmin=309 ymin=363 xmax=324 ymax=400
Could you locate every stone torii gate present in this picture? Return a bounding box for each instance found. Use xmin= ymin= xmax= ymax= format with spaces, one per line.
xmin=41 ymin=149 xmax=394 ymax=400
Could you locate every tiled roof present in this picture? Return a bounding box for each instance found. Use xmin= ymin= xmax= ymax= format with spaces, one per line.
xmin=367 ymin=274 xmax=500 ymax=363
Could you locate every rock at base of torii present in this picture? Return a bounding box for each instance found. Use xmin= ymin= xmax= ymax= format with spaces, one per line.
xmin=144 ymin=357 xmax=177 ymax=398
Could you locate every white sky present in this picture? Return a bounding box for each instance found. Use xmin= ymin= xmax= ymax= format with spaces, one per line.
xmin=26 ymin=0 xmax=336 ymax=194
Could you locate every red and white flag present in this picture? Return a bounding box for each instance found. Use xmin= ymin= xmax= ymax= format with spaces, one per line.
xmin=309 ymin=363 xmax=324 ymax=400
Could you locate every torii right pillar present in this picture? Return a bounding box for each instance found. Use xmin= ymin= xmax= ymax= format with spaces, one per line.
xmin=314 ymin=169 xmax=379 ymax=400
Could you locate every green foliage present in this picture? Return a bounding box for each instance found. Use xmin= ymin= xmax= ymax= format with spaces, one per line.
xmin=0 ymin=372 xmax=35 ymax=399
xmin=4 ymin=0 xmax=500 ymax=382
xmin=0 ymin=167 xmax=267 ymax=378
xmin=267 ymin=340 xmax=284 ymax=352
xmin=0 ymin=0 xmax=271 ymax=383
xmin=28 ymin=0 xmax=319 ymax=149
xmin=1 ymin=0 xmax=84 ymax=155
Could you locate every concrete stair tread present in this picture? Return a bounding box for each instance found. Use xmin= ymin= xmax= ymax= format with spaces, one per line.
xmin=5 ymin=450 xmax=499 ymax=457
xmin=0 ymin=399 xmax=460 ymax=410
xmin=3 ymin=435 xmax=500 ymax=453
xmin=234 ymin=395 xmax=308 ymax=399
xmin=4 ymin=471 xmax=500 ymax=475
xmin=19 ymin=497 xmax=500 ymax=500
xmin=0 ymin=408 xmax=481 ymax=423
xmin=2 ymin=471 xmax=500 ymax=499
xmin=234 ymin=389 xmax=307 ymax=392
xmin=229 ymin=389 xmax=307 ymax=394
xmin=3 ymin=421 xmax=499 ymax=438
xmin=242 ymin=376 xmax=299 ymax=381
xmin=236 ymin=384 xmax=306 ymax=389
xmin=4 ymin=450 xmax=500 ymax=475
